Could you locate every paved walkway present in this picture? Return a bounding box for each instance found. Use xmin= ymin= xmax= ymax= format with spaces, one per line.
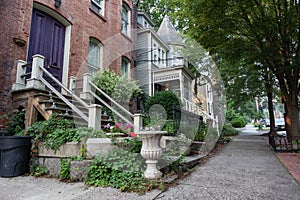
xmin=1 ymin=134 xmax=300 ymax=199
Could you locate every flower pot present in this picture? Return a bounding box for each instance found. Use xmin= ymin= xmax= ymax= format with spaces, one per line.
xmin=0 ymin=136 xmax=32 ymax=177
xmin=136 ymin=131 xmax=167 ymax=179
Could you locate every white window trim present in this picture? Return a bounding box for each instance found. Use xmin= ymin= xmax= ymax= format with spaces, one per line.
xmin=122 ymin=57 xmax=131 ymax=79
xmin=91 ymin=0 xmax=105 ymax=16
xmin=122 ymin=2 xmax=131 ymax=37
xmin=88 ymin=38 xmax=103 ymax=74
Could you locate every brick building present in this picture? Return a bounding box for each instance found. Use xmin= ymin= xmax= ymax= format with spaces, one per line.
xmin=0 ymin=0 xmax=136 ymax=127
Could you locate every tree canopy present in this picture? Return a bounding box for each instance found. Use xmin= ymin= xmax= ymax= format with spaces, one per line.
xmin=183 ymin=0 xmax=300 ymax=137
xmin=138 ymin=0 xmax=300 ymax=137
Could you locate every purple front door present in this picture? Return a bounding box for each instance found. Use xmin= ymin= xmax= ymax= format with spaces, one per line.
xmin=27 ymin=9 xmax=66 ymax=88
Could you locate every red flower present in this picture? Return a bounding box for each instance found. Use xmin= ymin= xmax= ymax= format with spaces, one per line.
xmin=130 ymin=132 xmax=137 ymax=137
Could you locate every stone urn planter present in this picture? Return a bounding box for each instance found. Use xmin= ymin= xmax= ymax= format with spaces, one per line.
xmin=136 ymin=131 xmax=167 ymax=179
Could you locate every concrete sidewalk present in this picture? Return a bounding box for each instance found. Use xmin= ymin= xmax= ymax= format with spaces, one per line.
xmin=156 ymin=135 xmax=300 ymax=199
xmin=1 ymin=135 xmax=300 ymax=200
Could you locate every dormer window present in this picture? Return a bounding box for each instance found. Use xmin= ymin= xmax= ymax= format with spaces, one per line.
xmin=91 ymin=0 xmax=105 ymax=16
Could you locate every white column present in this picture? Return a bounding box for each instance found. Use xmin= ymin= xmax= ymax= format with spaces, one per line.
xmin=179 ymin=72 xmax=184 ymax=102
xmin=133 ymin=114 xmax=142 ymax=133
xmin=88 ymin=104 xmax=102 ymax=130
xmin=26 ymin=54 xmax=45 ymax=89
xmin=12 ymin=60 xmax=27 ymax=91
xmin=80 ymin=73 xmax=92 ymax=100
xmin=69 ymin=76 xmax=77 ymax=91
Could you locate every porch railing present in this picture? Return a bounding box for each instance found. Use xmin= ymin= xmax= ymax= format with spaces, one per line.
xmin=12 ymin=54 xmax=103 ymax=130
xmin=76 ymin=73 xmax=142 ymax=133
xmin=182 ymin=97 xmax=219 ymax=134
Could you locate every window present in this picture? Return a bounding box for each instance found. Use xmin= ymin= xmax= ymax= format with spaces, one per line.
xmin=121 ymin=57 xmax=130 ymax=78
xmin=91 ymin=0 xmax=105 ymax=16
xmin=153 ymin=44 xmax=157 ymax=64
xmin=162 ymin=51 xmax=165 ymax=64
xmin=122 ymin=3 xmax=130 ymax=36
xmin=158 ymin=49 xmax=161 ymax=63
xmin=88 ymin=38 xmax=103 ymax=74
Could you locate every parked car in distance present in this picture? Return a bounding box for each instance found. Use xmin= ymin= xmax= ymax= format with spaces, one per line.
xmin=275 ymin=118 xmax=285 ymax=131
xmin=259 ymin=119 xmax=267 ymax=126
xmin=265 ymin=119 xmax=270 ymax=127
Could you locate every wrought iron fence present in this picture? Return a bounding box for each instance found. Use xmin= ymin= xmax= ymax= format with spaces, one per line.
xmin=269 ymin=135 xmax=300 ymax=152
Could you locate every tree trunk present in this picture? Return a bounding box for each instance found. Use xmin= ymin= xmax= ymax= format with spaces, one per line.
xmin=276 ymin=72 xmax=300 ymax=139
xmin=283 ymin=93 xmax=300 ymax=139
xmin=265 ymin=81 xmax=276 ymax=135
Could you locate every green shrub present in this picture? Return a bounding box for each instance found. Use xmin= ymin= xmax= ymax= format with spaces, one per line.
xmin=60 ymin=158 xmax=71 ymax=180
xmin=162 ymin=120 xmax=175 ymax=136
xmin=30 ymin=164 xmax=49 ymax=177
xmin=221 ymin=123 xmax=239 ymax=136
xmin=145 ymin=91 xmax=180 ymax=120
xmin=194 ymin=121 xmax=207 ymax=141
xmin=26 ymin=115 xmax=106 ymax=151
xmin=231 ymin=117 xmax=246 ymax=128
xmin=112 ymin=137 xmax=142 ymax=153
xmin=92 ymin=70 xmax=142 ymax=103
xmin=5 ymin=111 xmax=25 ymax=136
xmin=85 ymin=149 xmax=162 ymax=194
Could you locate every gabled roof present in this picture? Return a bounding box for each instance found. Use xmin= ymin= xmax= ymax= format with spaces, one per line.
xmin=157 ymin=15 xmax=183 ymax=45
xmin=138 ymin=28 xmax=170 ymax=50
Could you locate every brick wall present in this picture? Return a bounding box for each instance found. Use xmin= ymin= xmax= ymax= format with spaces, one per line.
xmin=0 ymin=0 xmax=135 ymax=124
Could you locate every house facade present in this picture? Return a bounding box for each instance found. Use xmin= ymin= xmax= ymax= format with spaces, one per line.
xmin=136 ymin=13 xmax=218 ymax=128
xmin=136 ymin=14 xmax=194 ymax=103
xmin=0 ymin=0 xmax=136 ymax=128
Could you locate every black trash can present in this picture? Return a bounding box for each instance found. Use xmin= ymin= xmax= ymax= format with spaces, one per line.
xmin=0 ymin=136 xmax=32 ymax=177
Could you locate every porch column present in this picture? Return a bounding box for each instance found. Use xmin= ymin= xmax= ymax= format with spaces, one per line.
xmin=88 ymin=104 xmax=102 ymax=130
xmin=179 ymin=73 xmax=184 ymax=102
xmin=134 ymin=114 xmax=143 ymax=133
xmin=12 ymin=60 xmax=27 ymax=91
xmin=80 ymin=73 xmax=92 ymax=100
xmin=69 ymin=76 xmax=77 ymax=91
xmin=26 ymin=54 xmax=45 ymax=90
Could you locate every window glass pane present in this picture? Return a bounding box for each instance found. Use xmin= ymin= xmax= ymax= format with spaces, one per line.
xmin=122 ymin=58 xmax=130 ymax=78
xmin=91 ymin=0 xmax=104 ymax=15
xmin=122 ymin=4 xmax=129 ymax=35
xmin=88 ymin=38 xmax=101 ymax=74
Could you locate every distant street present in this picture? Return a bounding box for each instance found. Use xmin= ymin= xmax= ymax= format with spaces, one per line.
xmin=238 ymin=124 xmax=268 ymax=136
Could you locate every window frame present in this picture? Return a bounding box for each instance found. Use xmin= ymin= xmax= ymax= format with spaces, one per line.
xmin=121 ymin=2 xmax=131 ymax=37
xmin=91 ymin=0 xmax=105 ymax=16
xmin=88 ymin=37 xmax=103 ymax=74
xmin=121 ymin=57 xmax=131 ymax=78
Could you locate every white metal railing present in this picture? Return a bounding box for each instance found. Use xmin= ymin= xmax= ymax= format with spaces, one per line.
xmin=89 ymin=81 xmax=134 ymax=118
xmin=38 ymin=65 xmax=89 ymax=122
xmin=13 ymin=54 xmax=142 ymax=131
xmin=182 ymin=97 xmax=220 ymax=134
xmin=182 ymin=97 xmax=214 ymax=120
xmin=73 ymin=73 xmax=142 ymax=132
